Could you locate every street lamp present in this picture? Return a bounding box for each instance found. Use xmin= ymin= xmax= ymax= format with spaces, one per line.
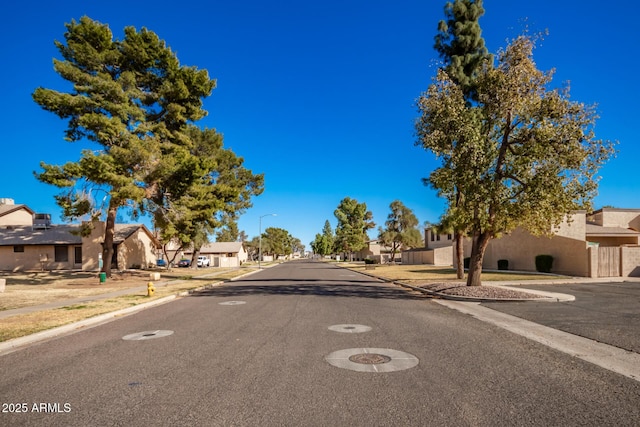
xmin=259 ymin=213 xmax=277 ymax=269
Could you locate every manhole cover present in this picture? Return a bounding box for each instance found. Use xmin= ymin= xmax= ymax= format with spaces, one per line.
xmin=122 ymin=330 xmax=174 ymax=341
xmin=218 ymin=301 xmax=246 ymax=306
xmin=325 ymin=348 xmax=419 ymax=373
xmin=349 ymin=353 xmax=392 ymax=364
xmin=328 ymin=324 xmax=372 ymax=334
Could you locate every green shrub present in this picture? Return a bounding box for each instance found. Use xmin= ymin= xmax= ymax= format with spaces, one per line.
xmin=364 ymin=258 xmax=377 ymax=264
xmin=497 ymin=259 xmax=509 ymax=270
xmin=535 ymin=255 xmax=554 ymax=273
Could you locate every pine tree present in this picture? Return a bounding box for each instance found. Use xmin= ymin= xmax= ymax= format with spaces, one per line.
xmin=431 ymin=0 xmax=490 ymax=278
xmin=33 ymin=17 xmax=215 ymax=277
xmin=434 ymin=0 xmax=490 ymax=101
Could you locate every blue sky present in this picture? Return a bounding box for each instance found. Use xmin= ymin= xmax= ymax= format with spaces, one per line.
xmin=2 ymin=1 xmax=637 ymax=248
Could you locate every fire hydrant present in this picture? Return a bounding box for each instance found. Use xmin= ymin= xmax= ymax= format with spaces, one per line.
xmin=147 ymin=282 xmax=155 ymax=297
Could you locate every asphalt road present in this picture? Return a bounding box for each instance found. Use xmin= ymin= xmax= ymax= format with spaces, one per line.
xmin=483 ymin=281 xmax=640 ymax=353
xmin=2 ymin=261 xmax=639 ymax=426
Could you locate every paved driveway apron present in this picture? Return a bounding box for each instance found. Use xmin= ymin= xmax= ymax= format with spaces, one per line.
xmin=482 ymin=281 xmax=640 ymax=353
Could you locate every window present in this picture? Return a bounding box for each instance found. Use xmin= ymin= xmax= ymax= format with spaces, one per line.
xmin=74 ymin=247 xmax=82 ymax=264
xmin=13 ymin=245 xmax=24 ymax=253
xmin=430 ymin=232 xmax=434 ymax=242
xmin=54 ymin=246 xmax=68 ymax=262
xmin=447 ymin=234 xmax=452 ymax=241
xmin=436 ymin=234 xmax=441 ymax=241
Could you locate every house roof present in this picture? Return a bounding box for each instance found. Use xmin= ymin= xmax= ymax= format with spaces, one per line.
xmin=586 ymin=224 xmax=640 ymax=237
xmin=0 ymin=223 xmax=159 ymax=247
xmin=0 ymin=204 xmax=34 ymax=218
xmin=198 ymin=242 xmax=244 ymax=254
xmin=0 ymin=224 xmax=82 ymax=246
xmin=114 ymin=224 xmax=160 ymax=247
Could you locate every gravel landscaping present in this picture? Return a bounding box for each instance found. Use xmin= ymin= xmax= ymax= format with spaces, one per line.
xmin=416 ymin=282 xmax=548 ymax=300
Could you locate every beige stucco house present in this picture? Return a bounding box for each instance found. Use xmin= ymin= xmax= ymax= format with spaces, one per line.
xmin=184 ymin=242 xmax=248 ymax=267
xmin=163 ymin=241 xmax=249 ymax=268
xmin=0 ymin=199 xmax=159 ymax=272
xmin=401 ymin=229 xmax=454 ymax=266
xmin=404 ymin=208 xmax=640 ymax=278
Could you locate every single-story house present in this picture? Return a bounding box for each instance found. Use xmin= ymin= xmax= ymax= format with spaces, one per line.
xmin=403 ymin=208 xmax=640 ymax=278
xmin=184 ymin=242 xmax=248 ymax=267
xmin=0 ymin=199 xmax=160 ymax=272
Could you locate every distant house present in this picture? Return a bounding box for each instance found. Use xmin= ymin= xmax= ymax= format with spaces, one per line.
xmin=0 ymin=199 xmax=160 ymax=272
xmin=401 ymin=229 xmax=454 ymax=266
xmin=346 ymin=240 xmax=402 ymax=264
xmin=184 ymin=242 xmax=248 ymax=267
xmin=402 ymin=208 xmax=640 ymax=278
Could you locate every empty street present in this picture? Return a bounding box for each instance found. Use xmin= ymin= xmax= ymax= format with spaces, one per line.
xmin=2 ymin=261 xmax=639 ymax=426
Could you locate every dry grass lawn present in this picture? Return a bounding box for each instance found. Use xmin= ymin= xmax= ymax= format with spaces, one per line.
xmin=0 ymin=267 xmax=251 ymax=342
xmin=0 ymin=268 xmax=244 ymax=311
xmin=341 ymin=263 xmax=564 ymax=284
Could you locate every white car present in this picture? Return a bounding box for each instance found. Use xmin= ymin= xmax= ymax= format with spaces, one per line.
xmin=197 ymin=256 xmax=210 ymax=267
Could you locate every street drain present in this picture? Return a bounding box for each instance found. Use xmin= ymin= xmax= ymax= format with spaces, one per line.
xmin=122 ymin=330 xmax=174 ymax=341
xmin=325 ymin=348 xmax=419 ymax=373
xmin=349 ymin=353 xmax=392 ymax=364
xmin=218 ymin=301 xmax=246 ymax=306
xmin=328 ymin=324 xmax=372 ymax=334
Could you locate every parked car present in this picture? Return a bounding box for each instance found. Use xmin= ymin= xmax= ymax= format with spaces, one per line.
xmin=197 ymin=256 xmax=210 ymax=267
xmin=178 ymin=259 xmax=191 ymax=267
xmin=156 ymin=259 xmax=167 ymax=267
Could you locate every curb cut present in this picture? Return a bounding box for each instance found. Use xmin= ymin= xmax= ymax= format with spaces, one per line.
xmin=0 ymin=267 xmax=265 ymax=356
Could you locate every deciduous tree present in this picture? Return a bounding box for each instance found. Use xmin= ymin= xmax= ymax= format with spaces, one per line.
xmin=416 ymin=35 xmax=616 ymax=286
xmin=377 ymin=201 xmax=423 ymax=263
xmin=261 ymin=227 xmax=293 ymax=258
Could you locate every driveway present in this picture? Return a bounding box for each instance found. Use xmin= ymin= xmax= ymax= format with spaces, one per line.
xmin=482 ymin=281 xmax=640 ymax=353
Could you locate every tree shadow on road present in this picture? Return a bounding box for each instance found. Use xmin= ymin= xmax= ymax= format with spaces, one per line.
xmin=190 ymin=281 xmax=428 ymax=300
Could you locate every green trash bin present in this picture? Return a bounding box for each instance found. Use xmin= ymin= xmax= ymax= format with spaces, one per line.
xmin=99 ymin=272 xmax=107 ymax=283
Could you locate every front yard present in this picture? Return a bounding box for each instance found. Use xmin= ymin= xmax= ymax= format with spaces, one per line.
xmin=339 ymin=262 xmax=565 ymax=284
xmin=0 ymin=267 xmax=252 ymax=342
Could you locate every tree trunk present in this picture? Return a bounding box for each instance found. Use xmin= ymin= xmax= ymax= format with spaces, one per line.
xmin=190 ymin=248 xmax=200 ymax=269
xmin=466 ymin=231 xmax=491 ymax=287
xmin=102 ymin=203 xmax=118 ymax=278
xmin=455 ymin=230 xmax=464 ymax=279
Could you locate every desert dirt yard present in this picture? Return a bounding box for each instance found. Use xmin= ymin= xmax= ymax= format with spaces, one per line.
xmin=0 ymin=267 xmax=254 ymax=342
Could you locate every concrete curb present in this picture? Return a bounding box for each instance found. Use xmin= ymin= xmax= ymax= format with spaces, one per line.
xmin=0 ymin=266 xmax=266 ymax=356
xmin=0 ymin=293 xmax=181 ymax=356
xmin=436 ymin=300 xmax=640 ymax=382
